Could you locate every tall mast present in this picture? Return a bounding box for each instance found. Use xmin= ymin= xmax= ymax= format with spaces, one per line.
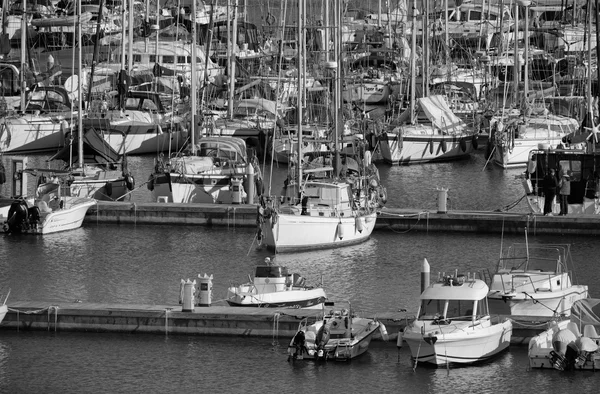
xmin=297 ymin=0 xmax=304 ymax=186
xmin=19 ymin=0 xmax=26 ymax=112
xmin=191 ymin=0 xmax=198 ymax=154
xmin=228 ymin=0 xmax=239 ymax=118
xmin=77 ymin=0 xmax=84 ymax=170
xmin=410 ymin=0 xmax=416 ymax=124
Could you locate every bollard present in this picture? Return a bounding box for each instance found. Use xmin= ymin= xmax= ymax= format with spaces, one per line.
xmin=231 ymin=178 xmax=244 ymax=204
xmin=421 ymin=258 xmax=430 ymax=295
xmin=437 ymin=187 xmax=448 ymax=213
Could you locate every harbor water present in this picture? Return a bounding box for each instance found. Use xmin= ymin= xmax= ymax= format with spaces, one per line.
xmin=1 ymin=151 xmax=599 ymax=392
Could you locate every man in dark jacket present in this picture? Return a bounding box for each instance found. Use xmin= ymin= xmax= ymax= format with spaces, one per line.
xmin=543 ymin=169 xmax=558 ymax=215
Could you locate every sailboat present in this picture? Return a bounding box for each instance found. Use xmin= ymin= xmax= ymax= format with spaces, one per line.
xmin=488 ymin=0 xmax=579 ymax=168
xmin=2 ymin=0 xmax=96 ymax=234
xmin=256 ymin=0 xmax=385 ymax=253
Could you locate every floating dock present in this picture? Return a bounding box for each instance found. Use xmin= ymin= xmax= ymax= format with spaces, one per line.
xmin=0 ymin=301 xmax=550 ymax=345
xmin=1 ymin=301 xmax=406 ymax=340
xmin=85 ymin=202 xmax=600 ymax=235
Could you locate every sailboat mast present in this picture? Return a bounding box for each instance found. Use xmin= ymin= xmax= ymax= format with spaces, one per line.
xmin=297 ymin=0 xmax=304 ymax=186
xmin=228 ymin=0 xmax=239 ymax=119
xmin=191 ymin=0 xmax=198 ymax=154
xmin=410 ymin=0 xmax=416 ymax=124
xmin=19 ymin=0 xmax=26 ymax=112
xmin=77 ymin=0 xmax=84 ymax=169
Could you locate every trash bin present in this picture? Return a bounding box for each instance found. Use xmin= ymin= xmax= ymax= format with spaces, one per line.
xmin=197 ymin=273 xmax=213 ymax=306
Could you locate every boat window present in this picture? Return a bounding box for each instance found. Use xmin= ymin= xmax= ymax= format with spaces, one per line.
xmin=255 ymin=266 xmax=288 ymax=277
xmin=142 ymin=99 xmax=158 ymax=111
xmin=469 ymin=10 xmax=482 ymax=20
xmin=446 ymin=300 xmax=475 ymax=320
xmin=125 ymin=98 xmax=141 ymax=110
xmin=133 ymin=55 xmax=141 ymax=62
xmin=418 ymin=299 xmax=445 ymax=319
xmin=163 ymin=56 xmax=174 ymax=64
xmin=150 ymin=55 xmax=157 ymax=62
xmin=559 ymin=159 xmax=581 ymax=182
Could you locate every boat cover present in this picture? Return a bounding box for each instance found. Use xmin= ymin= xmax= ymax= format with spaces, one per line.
xmin=418 ymin=95 xmax=466 ymax=134
xmin=571 ymin=298 xmax=600 ymax=327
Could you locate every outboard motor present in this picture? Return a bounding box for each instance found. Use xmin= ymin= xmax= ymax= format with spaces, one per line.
xmin=5 ymin=200 xmax=30 ymax=233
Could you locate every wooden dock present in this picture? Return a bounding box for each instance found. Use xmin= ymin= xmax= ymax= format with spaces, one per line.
xmin=0 ymin=301 xmax=551 ymax=345
xmin=85 ymin=202 xmax=600 ymax=235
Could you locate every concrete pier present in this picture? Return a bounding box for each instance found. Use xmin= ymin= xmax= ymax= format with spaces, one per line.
xmin=86 ymin=202 xmax=600 ymax=236
xmin=0 ymin=301 xmax=551 ymax=345
xmin=1 ymin=301 xmax=407 ymax=340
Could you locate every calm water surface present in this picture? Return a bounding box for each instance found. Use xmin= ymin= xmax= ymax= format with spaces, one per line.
xmin=1 ymin=151 xmax=598 ymax=392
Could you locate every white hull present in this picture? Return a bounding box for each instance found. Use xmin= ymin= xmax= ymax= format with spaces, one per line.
xmin=343 ymin=80 xmax=391 ymax=104
xmin=379 ymin=133 xmax=475 ymax=164
xmin=0 ymin=115 xmax=69 ymax=154
xmin=488 ymin=288 xmax=589 ymax=317
xmin=35 ymin=197 xmax=96 ymax=234
xmin=101 ymin=130 xmax=189 ymax=155
xmin=260 ymin=211 xmax=377 ymax=253
xmin=404 ymin=318 xmax=513 ymax=365
xmin=227 ymin=287 xmax=326 ymax=309
xmin=493 ymin=137 xmax=564 ymax=168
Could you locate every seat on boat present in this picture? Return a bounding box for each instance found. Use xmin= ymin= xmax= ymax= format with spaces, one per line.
xmin=37 ymin=200 xmax=52 ymax=213
xmin=567 ymin=322 xmax=581 ymax=337
xmin=583 ymin=325 xmax=599 ymax=339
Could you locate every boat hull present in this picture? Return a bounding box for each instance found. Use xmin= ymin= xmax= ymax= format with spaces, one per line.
xmin=493 ymin=137 xmax=565 ymax=168
xmin=404 ymin=319 xmax=513 ymax=366
xmin=379 ymin=133 xmax=475 ymax=164
xmin=35 ymin=198 xmax=96 ymax=234
xmin=226 ymin=288 xmax=326 ymax=309
xmin=0 ymin=115 xmax=69 ymax=154
xmin=260 ymin=211 xmax=377 ymax=253
xmin=488 ymin=286 xmax=589 ymax=317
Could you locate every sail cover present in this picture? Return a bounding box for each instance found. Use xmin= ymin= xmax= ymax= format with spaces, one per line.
xmin=418 ymin=95 xmax=466 ymax=134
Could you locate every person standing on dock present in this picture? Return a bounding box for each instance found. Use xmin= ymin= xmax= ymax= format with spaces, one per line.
xmin=559 ymin=172 xmax=571 ymax=216
xmin=543 ymin=169 xmax=558 ymax=215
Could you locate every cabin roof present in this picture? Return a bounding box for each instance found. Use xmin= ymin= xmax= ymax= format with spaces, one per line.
xmin=420 ymin=278 xmax=489 ymax=301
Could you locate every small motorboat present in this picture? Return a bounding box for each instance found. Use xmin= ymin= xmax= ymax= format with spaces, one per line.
xmin=529 ymin=298 xmax=600 ymax=371
xmin=403 ymin=271 xmax=513 ymax=367
xmin=226 ymin=258 xmax=327 ymax=308
xmin=2 ymin=179 xmax=95 ymax=235
xmin=287 ymin=300 xmax=387 ymax=361
xmin=487 ymin=243 xmax=589 ymax=318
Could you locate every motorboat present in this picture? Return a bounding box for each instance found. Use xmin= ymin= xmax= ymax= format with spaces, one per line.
xmin=528 ymin=299 xmax=600 ymax=371
xmin=226 ymin=257 xmax=326 ymax=308
xmin=487 ymin=243 xmax=589 ymax=318
xmin=150 ymin=136 xmax=263 ymax=204
xmin=287 ymin=301 xmax=387 ymax=361
xmin=403 ymin=271 xmax=513 ymax=367
xmin=2 ymin=180 xmax=95 ymax=235
xmin=378 ymin=95 xmax=478 ymax=165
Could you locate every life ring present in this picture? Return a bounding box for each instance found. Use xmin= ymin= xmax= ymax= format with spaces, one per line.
xmin=266 ymin=13 xmax=276 ymax=26
xmin=125 ymin=174 xmax=135 ymax=191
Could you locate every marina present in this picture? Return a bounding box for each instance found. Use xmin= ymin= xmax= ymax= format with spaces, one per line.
xmin=2 ymin=0 xmax=600 ymax=390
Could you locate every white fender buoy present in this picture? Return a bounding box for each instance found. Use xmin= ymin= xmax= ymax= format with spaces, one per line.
xmin=379 ymin=322 xmax=389 ymax=341
xmin=355 ymin=217 xmax=364 ymax=233
xmin=396 ymin=328 xmax=404 ymax=348
xmin=337 ymin=221 xmax=344 ymax=240
xmin=441 ymin=139 xmax=447 ymax=153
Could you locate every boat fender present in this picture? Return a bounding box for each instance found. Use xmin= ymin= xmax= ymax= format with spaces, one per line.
xmin=125 ymin=174 xmax=135 ymax=191
xmin=527 ymin=154 xmax=536 ymax=174
xmin=255 ymin=177 xmax=264 ymax=196
xmin=0 ymin=161 xmax=6 ymax=185
xmin=472 ymin=134 xmax=479 ymax=150
xmin=147 ymin=174 xmax=154 ymax=191
xmin=345 ymin=316 xmax=349 ymax=329
xmin=105 ymin=181 xmax=113 ymax=197
xmin=379 ymin=322 xmax=389 ymax=341
xmin=396 ymin=328 xmax=404 ymax=348
xmin=355 ymin=217 xmax=364 ymax=233
xmin=441 ymin=139 xmax=447 ymax=153
xmin=429 ymin=138 xmax=434 ymax=154
xmin=336 ymin=222 xmax=344 ymax=240
xmin=379 ymin=187 xmax=388 ymax=205
xmin=460 ymin=138 xmax=467 ymax=152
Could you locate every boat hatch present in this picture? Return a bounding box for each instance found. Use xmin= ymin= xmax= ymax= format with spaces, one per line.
xmin=255 ymin=265 xmax=288 ymax=278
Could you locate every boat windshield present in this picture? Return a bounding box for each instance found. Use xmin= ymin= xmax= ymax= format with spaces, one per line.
xmin=419 ymin=299 xmax=486 ymax=321
xmin=496 ymin=244 xmax=568 ymax=273
xmin=255 ymin=265 xmax=288 ymax=278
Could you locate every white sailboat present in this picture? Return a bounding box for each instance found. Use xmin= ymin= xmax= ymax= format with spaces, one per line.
xmin=256 ymin=0 xmax=384 ymax=253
